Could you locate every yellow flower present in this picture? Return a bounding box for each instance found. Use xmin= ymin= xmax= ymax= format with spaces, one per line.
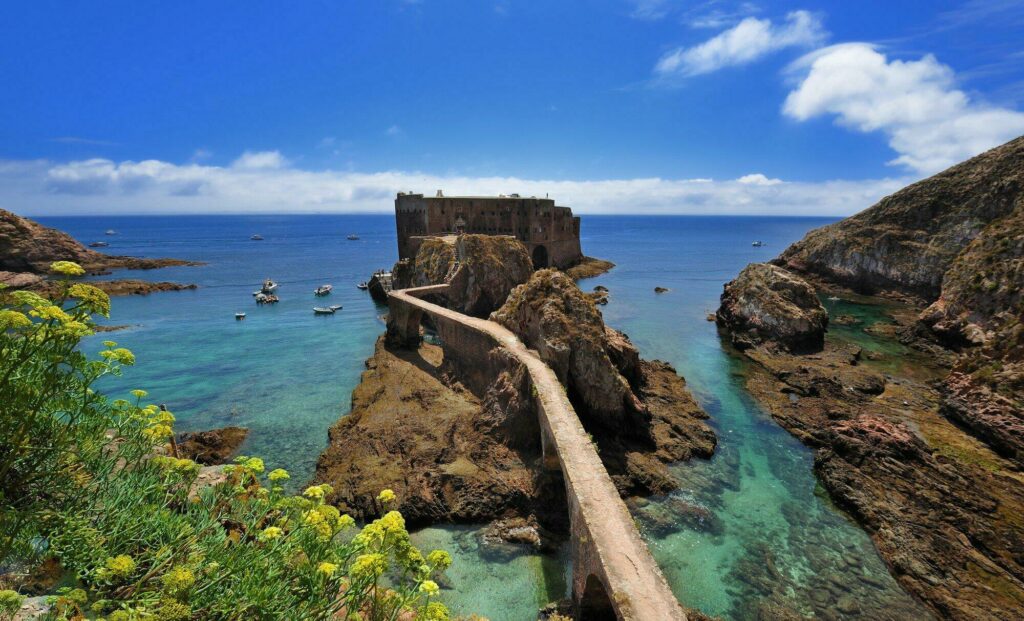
xmin=240 ymin=457 xmax=264 ymax=474
xmin=303 ymin=485 xmax=325 ymax=501
xmin=131 ymin=389 xmax=148 ymax=399
xmin=69 ymin=283 xmax=111 ymax=317
xmin=377 ymin=488 xmax=396 ymax=504
xmin=421 ymin=601 xmax=450 ymax=621
xmin=268 ymin=468 xmax=290 ymax=482
xmin=258 ymin=526 xmax=283 ymax=541
xmin=100 ymin=347 xmax=135 ymax=365
xmin=102 ymin=340 xmax=117 ymax=347
xmin=32 ymin=304 xmax=72 ymax=323
xmin=0 ymin=310 xmax=31 ymax=330
xmin=143 ymin=424 xmax=173 ymax=441
xmin=337 ymin=514 xmax=355 ymax=530
xmin=419 ymin=580 xmax=440 ymax=596
xmin=161 ymin=566 xmax=195 ymax=593
xmin=50 ymin=261 xmax=85 ymax=277
xmin=317 ymin=562 xmax=338 ymax=576
xmin=11 ymin=290 xmax=49 ymax=310
xmin=351 ymin=553 xmax=387 ymax=580
xmin=105 ymin=555 xmax=136 ymax=578
xmin=426 ymin=550 xmax=452 ymax=571
xmin=379 ymin=510 xmax=405 ymax=534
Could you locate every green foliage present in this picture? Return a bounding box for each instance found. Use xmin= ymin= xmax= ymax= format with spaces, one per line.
xmin=0 ymin=263 xmax=460 ymax=620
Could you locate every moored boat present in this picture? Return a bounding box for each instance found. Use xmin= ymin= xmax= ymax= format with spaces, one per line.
xmin=346 ymin=234 xmax=359 ymax=240
xmin=89 ymin=241 xmax=109 ymax=247
xmin=314 ymin=284 xmax=333 ymax=296
xmin=251 ymin=234 xmax=264 ymax=240
xmin=357 ymin=281 xmax=368 ymax=290
xmin=235 ymin=312 xmax=246 ymax=320
xmin=255 ymin=293 xmax=279 ymax=305
xmin=752 ymin=240 xmax=765 ymax=247
xmin=105 ymin=229 xmax=117 ymax=235
xmin=313 ymin=306 xmax=336 ymax=314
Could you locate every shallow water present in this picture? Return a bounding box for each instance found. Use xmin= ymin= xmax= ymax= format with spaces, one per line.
xmin=46 ymin=214 xmax=930 ymax=619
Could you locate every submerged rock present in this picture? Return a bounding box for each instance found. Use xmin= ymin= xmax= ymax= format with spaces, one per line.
xmin=716 ymin=263 xmax=828 ymax=353
xmin=177 ymin=426 xmax=249 ymax=465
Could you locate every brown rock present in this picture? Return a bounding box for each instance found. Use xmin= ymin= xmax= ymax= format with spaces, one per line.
xmin=177 ymin=426 xmax=249 ymax=465
xmin=0 ymin=208 xmax=200 ymax=275
xmin=717 ymin=263 xmax=829 ymax=353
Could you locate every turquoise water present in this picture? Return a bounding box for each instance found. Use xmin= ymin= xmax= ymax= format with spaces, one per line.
xmin=46 ymin=215 xmax=929 ymax=619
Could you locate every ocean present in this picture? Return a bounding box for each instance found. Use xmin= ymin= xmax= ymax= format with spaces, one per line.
xmin=43 ymin=214 xmax=929 ymax=620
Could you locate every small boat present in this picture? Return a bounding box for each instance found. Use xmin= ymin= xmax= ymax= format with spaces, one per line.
xmin=105 ymin=229 xmax=117 ymax=235
xmin=313 ymin=306 xmax=336 ymax=315
xmin=314 ymin=284 xmax=333 ymax=296
xmin=255 ymin=293 xmax=279 ymax=305
xmin=827 ymin=296 xmax=841 ymax=302
xmin=346 ymin=234 xmax=359 ymax=240
xmin=357 ymin=281 xmax=369 ymax=290
xmin=261 ymin=278 xmax=278 ymax=293
xmin=235 ymin=312 xmax=246 ymax=320
xmin=88 ymin=241 xmax=109 ymax=247
xmin=329 ymin=304 xmax=343 ymax=311
xmin=752 ymin=240 xmax=765 ymax=247
xmin=251 ymin=234 xmax=264 ymax=241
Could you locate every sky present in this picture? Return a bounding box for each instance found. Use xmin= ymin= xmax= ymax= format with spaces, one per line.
xmin=1 ymin=0 xmax=1023 ymax=216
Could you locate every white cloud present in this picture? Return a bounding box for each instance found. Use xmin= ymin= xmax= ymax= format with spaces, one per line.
xmin=231 ymin=150 xmax=288 ymax=170
xmin=628 ymin=0 xmax=672 ymax=20
xmin=783 ymin=43 xmax=1024 ymax=173
xmin=655 ymin=10 xmax=826 ymax=78
xmin=385 ymin=125 xmax=403 ymax=137
xmin=736 ymin=173 xmax=782 ymax=185
xmin=0 ymin=153 xmax=905 ymax=217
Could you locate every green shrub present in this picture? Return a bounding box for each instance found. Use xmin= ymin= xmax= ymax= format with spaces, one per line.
xmin=0 ymin=263 xmax=459 ymax=620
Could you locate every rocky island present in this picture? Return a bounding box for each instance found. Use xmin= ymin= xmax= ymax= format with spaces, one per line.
xmin=0 ymin=208 xmax=200 ymax=296
xmin=718 ymin=135 xmax=1024 ymax=620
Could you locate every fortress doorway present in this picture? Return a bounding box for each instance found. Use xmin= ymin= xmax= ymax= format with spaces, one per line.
xmin=532 ymin=244 xmax=549 ymax=269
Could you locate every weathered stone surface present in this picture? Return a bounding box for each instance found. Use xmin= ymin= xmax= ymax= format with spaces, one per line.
xmin=313 ymin=338 xmax=558 ymax=528
xmin=716 ymin=263 xmax=828 ymax=353
xmin=491 ymin=269 xmax=715 ymax=495
xmin=941 ymin=370 xmax=1024 ymax=467
xmin=564 ymin=256 xmax=615 ymax=280
xmin=492 ymin=269 xmax=647 ymax=433
xmin=0 ymin=208 xmax=200 ymax=274
xmin=775 ymin=135 xmax=1024 ymax=301
xmin=447 ymin=235 xmax=534 ymax=317
xmin=177 ymin=426 xmax=249 ymax=465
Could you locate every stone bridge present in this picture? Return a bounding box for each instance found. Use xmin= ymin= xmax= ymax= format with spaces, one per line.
xmin=387 ymin=284 xmax=687 ymax=621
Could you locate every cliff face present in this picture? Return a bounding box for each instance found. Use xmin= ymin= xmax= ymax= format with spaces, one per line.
xmin=776 ymin=134 xmax=1024 ymax=302
xmin=492 ymin=269 xmax=716 ymax=494
xmin=0 ymin=208 xmax=197 ymax=274
xmin=391 ymin=234 xmax=533 ymax=317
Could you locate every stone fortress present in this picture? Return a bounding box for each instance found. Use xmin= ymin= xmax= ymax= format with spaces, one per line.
xmin=394 ymin=190 xmax=583 ymax=269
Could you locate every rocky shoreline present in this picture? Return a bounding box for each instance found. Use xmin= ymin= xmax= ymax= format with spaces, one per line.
xmin=0 ymin=208 xmax=200 ymax=297
xmin=716 ymin=135 xmax=1024 ymax=620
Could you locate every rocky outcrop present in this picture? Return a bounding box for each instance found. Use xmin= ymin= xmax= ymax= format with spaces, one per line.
xmin=176 ymin=427 xmax=249 ymax=465
xmin=313 ymin=338 xmax=563 ymax=530
xmin=0 ymin=208 xmax=200 ymax=275
xmin=716 ymin=263 xmax=828 ymax=352
xmin=390 ymin=234 xmax=533 ymax=317
xmin=740 ymin=329 xmax=1024 ymax=621
xmin=564 ymin=256 xmax=615 ymax=280
xmin=775 ymin=135 xmax=1024 ymax=301
xmin=492 ymin=269 xmax=715 ymax=495
xmin=29 ymin=279 xmax=198 ymax=298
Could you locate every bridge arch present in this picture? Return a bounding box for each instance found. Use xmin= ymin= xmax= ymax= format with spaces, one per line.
xmin=579 ymin=574 xmax=616 ymax=620
xmin=532 ymin=244 xmax=549 ymax=269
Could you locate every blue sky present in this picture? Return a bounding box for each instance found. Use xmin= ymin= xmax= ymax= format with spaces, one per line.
xmin=1 ymin=0 xmax=1023 ymax=215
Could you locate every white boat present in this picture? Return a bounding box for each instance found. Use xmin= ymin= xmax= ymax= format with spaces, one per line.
xmin=260 ymin=278 xmax=278 ymax=294
xmin=827 ymin=296 xmax=841 ymax=302
xmin=313 ymin=306 xmax=335 ymax=315
xmin=357 ymin=281 xmax=368 ymax=290
xmin=314 ymin=284 xmax=333 ymax=296
xmin=89 ymin=241 xmax=109 ymax=247
xmin=235 ymin=313 xmax=246 ymax=320
xmin=251 ymin=234 xmax=264 ymax=240
xmin=105 ymin=229 xmax=117 ymax=235
xmin=346 ymin=234 xmax=359 ymax=240
xmin=752 ymin=240 xmax=765 ymax=247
